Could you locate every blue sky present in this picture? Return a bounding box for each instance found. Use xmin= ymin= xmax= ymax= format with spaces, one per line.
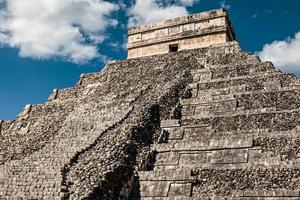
xmin=0 ymin=0 xmax=300 ymax=120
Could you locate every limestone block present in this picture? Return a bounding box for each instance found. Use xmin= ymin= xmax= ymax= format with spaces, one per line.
xmin=191 ymin=68 xmax=210 ymax=74
xmin=208 ymin=135 xmax=253 ymax=150
xmin=182 ymin=106 xmax=195 ymax=116
xmin=83 ymin=82 xmax=102 ymax=95
xmin=187 ymin=83 xmax=198 ymax=90
xmin=47 ymin=89 xmax=58 ymax=101
xmin=161 ymin=120 xmax=180 ymax=128
xmin=171 ymin=136 xmax=253 ymax=151
xmin=153 ymin=135 xmax=253 ymax=152
xmin=248 ymin=150 xmax=281 ymax=166
xmin=155 ymin=152 xmax=180 ymax=166
xmin=234 ymin=198 xmax=300 ymax=200
xmin=184 ymin=126 xmax=213 ymax=139
xmin=230 ymin=85 xmax=246 ymax=94
xmin=179 ymin=153 xmax=208 ymax=165
xmin=191 ymin=89 xmax=198 ymax=98
xmin=199 ymin=72 xmax=212 ymax=83
xmin=211 ymin=99 xmax=237 ymax=113
xmin=142 ymin=197 xmax=195 ymax=200
xmin=168 ymin=183 xmax=192 ymax=197
xmin=139 ymin=168 xmax=193 ymax=181
xmin=242 ymin=190 xmax=300 ymax=197
xmin=210 ymin=88 xmax=230 ymax=96
xmin=164 ymin=127 xmax=184 ymax=140
xmin=152 ymin=143 xmax=174 ymax=153
xmin=193 ymin=99 xmax=237 ymax=115
xmin=263 ymin=80 xmax=281 ymax=92
xmin=193 ymin=105 xmax=210 ymax=116
xmin=17 ymin=104 xmax=32 ymax=118
xmin=193 ymin=73 xmax=201 ymax=82
xmin=210 ymin=149 xmax=248 ymax=164
xmin=296 ymin=126 xmax=300 ymax=133
xmin=194 ymin=94 xmax=236 ymax=105
xmin=139 ymin=181 xmax=170 ymax=197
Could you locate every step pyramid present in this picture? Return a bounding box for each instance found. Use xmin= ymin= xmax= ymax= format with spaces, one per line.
xmin=130 ymin=42 xmax=300 ymax=199
xmin=0 ymin=41 xmax=300 ymax=199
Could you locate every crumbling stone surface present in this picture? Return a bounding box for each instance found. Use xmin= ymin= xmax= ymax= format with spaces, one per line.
xmin=0 ymin=40 xmax=300 ymax=200
xmin=192 ymin=168 xmax=300 ymax=197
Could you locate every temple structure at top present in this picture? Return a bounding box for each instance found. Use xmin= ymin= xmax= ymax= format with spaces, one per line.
xmin=127 ymin=8 xmax=237 ymax=58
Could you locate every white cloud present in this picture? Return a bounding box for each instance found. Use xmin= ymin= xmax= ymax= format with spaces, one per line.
xmin=252 ymin=12 xmax=258 ymax=19
xmin=128 ymin=0 xmax=200 ymax=27
xmin=0 ymin=0 xmax=118 ymax=64
xmin=258 ymin=31 xmax=300 ymax=72
xmin=179 ymin=0 xmax=199 ymax=6
xmin=220 ymin=0 xmax=231 ymax=10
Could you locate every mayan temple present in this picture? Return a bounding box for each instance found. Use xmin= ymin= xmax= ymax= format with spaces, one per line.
xmin=1 ymin=8 xmax=300 ymax=199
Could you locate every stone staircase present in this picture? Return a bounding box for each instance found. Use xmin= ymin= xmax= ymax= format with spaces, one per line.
xmin=135 ymin=55 xmax=300 ymax=199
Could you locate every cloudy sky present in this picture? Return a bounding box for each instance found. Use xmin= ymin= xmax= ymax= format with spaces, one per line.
xmin=0 ymin=0 xmax=300 ymax=119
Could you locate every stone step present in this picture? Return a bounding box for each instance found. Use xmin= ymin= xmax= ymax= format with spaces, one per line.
xmin=139 ymin=196 xmax=300 ymax=200
xmin=138 ymin=168 xmax=195 ymax=181
xmin=181 ymin=87 xmax=300 ymax=118
xmin=240 ymin=190 xmax=300 ymax=197
xmin=187 ymin=84 xmax=299 ymax=105
xmin=207 ymin=62 xmax=276 ymax=79
xmin=182 ymin=107 xmax=281 ymax=120
xmin=197 ymin=73 xmax=292 ymax=93
xmin=154 ymin=148 xmax=286 ymax=169
xmin=155 ymin=149 xmax=247 ymax=167
xmin=182 ymin=98 xmax=238 ymax=116
xmin=152 ymin=135 xmax=253 ymax=153
xmin=162 ymin=126 xmax=213 ymax=141
xmin=180 ymin=94 xmax=236 ymax=106
xmin=178 ymin=127 xmax=300 ymax=140
xmin=161 ymin=127 xmax=185 ymax=140
xmin=160 ymin=120 xmax=180 ymax=128
xmin=139 ymin=181 xmax=193 ymax=198
xmin=235 ymin=198 xmax=300 ymax=200
xmin=196 ymin=71 xmax=282 ymax=84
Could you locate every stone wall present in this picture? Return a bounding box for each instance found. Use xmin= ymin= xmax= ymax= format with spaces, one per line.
xmin=127 ymin=8 xmax=236 ymax=58
xmin=128 ymin=32 xmax=227 ymax=59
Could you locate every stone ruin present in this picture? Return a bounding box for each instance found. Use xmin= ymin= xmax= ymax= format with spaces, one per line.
xmin=0 ymin=8 xmax=300 ymax=200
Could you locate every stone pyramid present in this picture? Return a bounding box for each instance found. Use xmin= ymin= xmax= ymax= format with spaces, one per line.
xmin=0 ymin=9 xmax=300 ymax=200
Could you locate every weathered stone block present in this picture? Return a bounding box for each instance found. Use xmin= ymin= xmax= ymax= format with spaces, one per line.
xmin=242 ymin=190 xmax=300 ymax=197
xmin=164 ymin=127 xmax=184 ymax=140
xmin=161 ymin=120 xmax=180 ymax=128
xmin=210 ymin=149 xmax=248 ymax=164
xmin=168 ymin=183 xmax=192 ymax=197
xmin=263 ymin=80 xmax=281 ymax=92
xmin=48 ymin=89 xmax=58 ymax=101
xmin=230 ymin=85 xmax=246 ymax=94
xmin=179 ymin=153 xmax=208 ymax=165
xmin=155 ymin=152 xmax=180 ymax=166
xmin=139 ymin=181 xmax=170 ymax=197
xmin=139 ymin=168 xmax=194 ymax=181
xmin=199 ymin=72 xmax=212 ymax=83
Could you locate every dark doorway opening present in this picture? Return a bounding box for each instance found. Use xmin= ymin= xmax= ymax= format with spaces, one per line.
xmin=169 ymin=44 xmax=178 ymax=52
